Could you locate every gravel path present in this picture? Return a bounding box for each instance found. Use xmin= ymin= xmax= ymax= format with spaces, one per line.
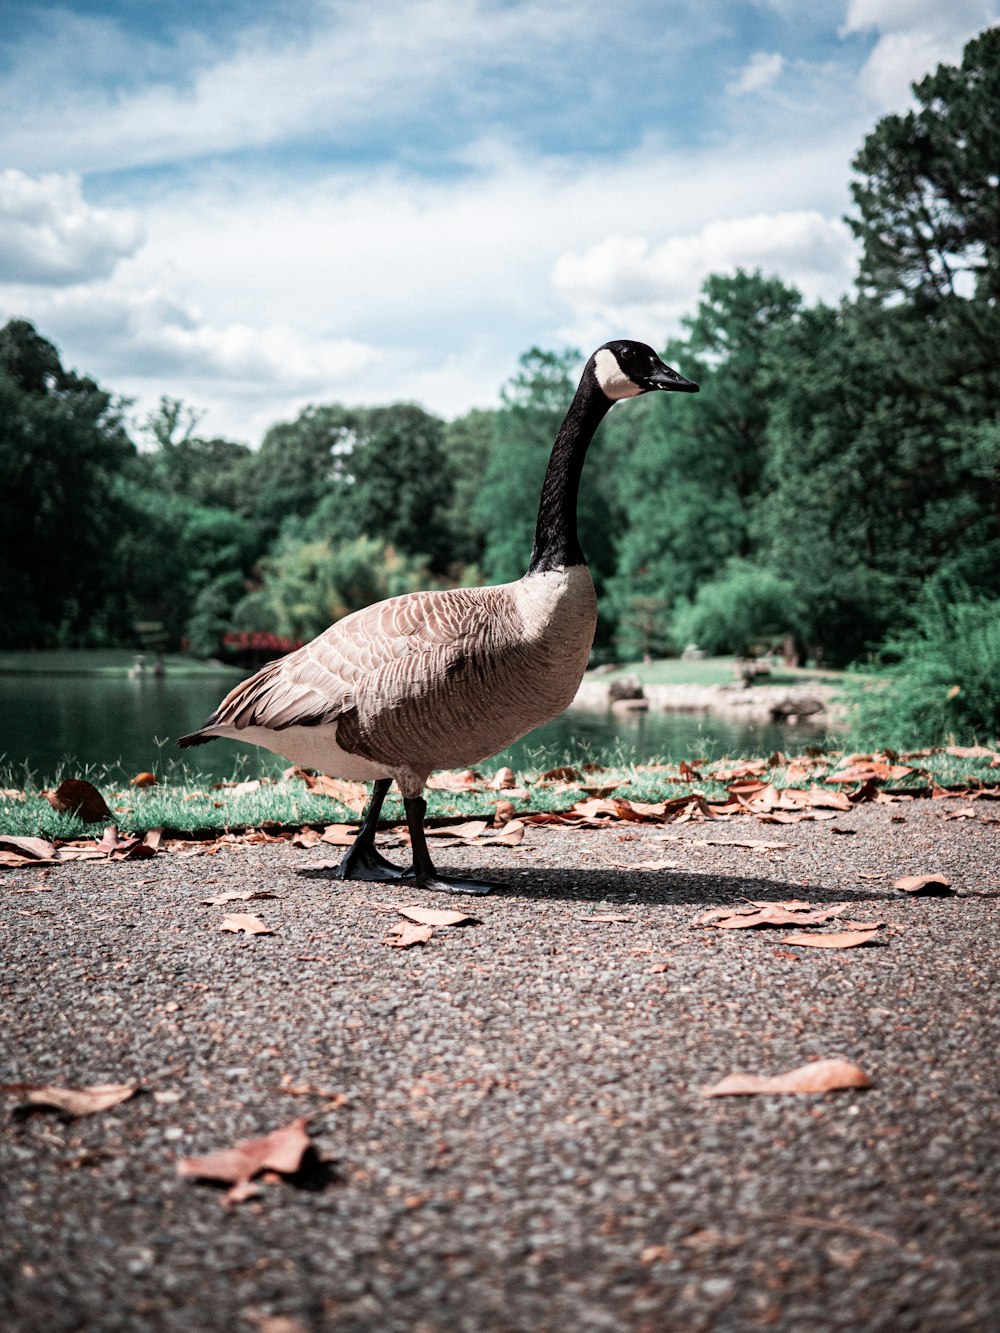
xmin=2 ymin=800 xmax=999 ymax=1332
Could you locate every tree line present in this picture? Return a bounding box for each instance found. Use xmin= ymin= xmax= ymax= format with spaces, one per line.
xmin=2 ymin=29 xmax=998 ymax=674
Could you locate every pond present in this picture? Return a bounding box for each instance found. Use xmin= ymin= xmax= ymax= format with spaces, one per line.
xmin=0 ymin=666 xmax=830 ymax=785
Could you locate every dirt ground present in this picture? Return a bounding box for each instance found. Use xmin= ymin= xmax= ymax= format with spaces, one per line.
xmin=2 ymin=799 xmax=999 ymax=1331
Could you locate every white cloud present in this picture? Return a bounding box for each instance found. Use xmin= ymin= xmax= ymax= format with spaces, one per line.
xmin=0 ymin=170 xmax=142 ymax=285
xmin=0 ymin=0 xmax=666 ymax=175
xmin=0 ymin=123 xmax=865 ymax=441
xmin=552 ymin=212 xmax=857 ymax=345
xmin=728 ymin=51 xmax=786 ymax=95
xmin=841 ymin=0 xmax=998 ymax=110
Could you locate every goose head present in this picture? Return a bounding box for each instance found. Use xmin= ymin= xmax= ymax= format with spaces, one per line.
xmin=592 ymin=340 xmax=699 ymax=400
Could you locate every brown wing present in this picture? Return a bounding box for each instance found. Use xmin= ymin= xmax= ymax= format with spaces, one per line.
xmin=180 ymin=585 xmax=506 ymax=740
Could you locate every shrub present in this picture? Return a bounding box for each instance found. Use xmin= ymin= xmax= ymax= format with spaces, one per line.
xmin=671 ymin=561 xmax=805 ymax=658
xmin=848 ymin=588 xmax=1000 ymax=747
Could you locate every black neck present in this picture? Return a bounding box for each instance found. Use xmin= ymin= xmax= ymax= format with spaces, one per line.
xmin=527 ymin=371 xmax=612 ymax=574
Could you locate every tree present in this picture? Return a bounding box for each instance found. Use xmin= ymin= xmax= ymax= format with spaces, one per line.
xmin=0 ymin=320 xmax=136 ymax=646
xmin=604 ymin=271 xmax=801 ymax=657
xmin=441 ymin=408 xmax=498 ymax=568
xmin=850 ymin=27 xmax=1000 ymax=309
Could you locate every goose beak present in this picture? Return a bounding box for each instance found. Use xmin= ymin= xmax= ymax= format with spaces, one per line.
xmin=646 ymin=363 xmax=699 ymax=393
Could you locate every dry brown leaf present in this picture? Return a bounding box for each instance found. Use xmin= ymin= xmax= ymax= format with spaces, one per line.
xmin=490 ymin=767 xmax=516 ymax=790
xmin=696 ymin=902 xmax=850 ymax=930
xmin=384 ymin=923 xmax=434 ymax=948
xmin=780 ymin=929 xmax=882 ymax=949
xmin=826 ymin=761 xmax=912 ymax=783
xmin=300 ymin=773 xmax=368 ymax=811
xmin=176 ymin=1116 xmax=312 ymax=1205
xmin=4 ymin=1082 xmax=139 ymax=1116
xmin=220 ymin=913 xmax=274 ymax=935
xmin=202 ymin=890 xmax=279 ymax=906
xmin=130 ymin=771 xmax=158 ymax=788
xmin=42 ymin=779 xmax=113 ymax=823
xmin=426 ymin=769 xmax=483 ymax=791
xmin=425 ymin=820 xmax=490 ymax=841
xmin=494 ymin=799 xmax=516 ymax=826
xmin=702 ymin=1058 xmax=872 ymax=1098
xmin=489 ymin=818 xmax=525 ymax=846
xmin=319 ymin=824 xmax=357 ymax=846
xmin=537 ymin=765 xmax=583 ymax=784
xmin=893 ymin=873 xmax=954 ymax=896
xmin=0 ymin=834 xmax=61 ymax=865
xmin=398 ymin=905 xmax=474 ymax=926
xmin=291 ymin=828 xmax=322 ymax=848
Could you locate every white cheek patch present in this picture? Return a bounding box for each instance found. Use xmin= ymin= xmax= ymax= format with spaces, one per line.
xmin=593 ymin=348 xmax=643 ymax=399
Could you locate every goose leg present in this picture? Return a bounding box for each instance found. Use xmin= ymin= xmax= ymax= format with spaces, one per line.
xmin=403 ymin=795 xmax=495 ymax=896
xmin=333 ymin=778 xmax=409 ymax=881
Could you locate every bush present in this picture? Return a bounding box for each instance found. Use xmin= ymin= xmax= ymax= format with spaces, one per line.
xmin=671 ymin=561 xmax=805 ymax=658
xmin=848 ymin=589 xmax=1000 ymax=747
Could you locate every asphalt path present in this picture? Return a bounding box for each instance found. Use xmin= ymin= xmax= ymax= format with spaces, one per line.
xmin=2 ymin=800 xmax=999 ymax=1331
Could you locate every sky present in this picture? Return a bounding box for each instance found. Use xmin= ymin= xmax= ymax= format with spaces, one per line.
xmin=1 ymin=0 xmax=997 ymax=446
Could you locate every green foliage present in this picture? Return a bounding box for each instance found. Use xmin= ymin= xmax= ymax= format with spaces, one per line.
xmin=231 ymin=535 xmax=434 ymax=642
xmin=850 ymin=26 xmax=1000 ymax=309
xmin=475 ymin=347 xmax=582 ymax=583
xmin=605 ymin=270 xmax=801 ymax=655
xmin=671 ymin=561 xmax=805 ymax=658
xmin=441 ymin=409 xmax=498 ymax=566
xmin=848 ymin=586 xmax=1000 ymax=747
xmin=0 ymin=320 xmax=136 ymax=646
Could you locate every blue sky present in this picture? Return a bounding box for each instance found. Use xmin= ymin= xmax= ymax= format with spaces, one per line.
xmin=1 ymin=1 xmax=997 ymax=444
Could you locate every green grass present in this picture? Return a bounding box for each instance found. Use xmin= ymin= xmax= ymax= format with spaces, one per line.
xmin=590 ymin=655 xmax=857 ymax=689
xmin=0 ymin=649 xmax=241 ymax=678
xmin=1 ymin=745 xmax=996 ymax=842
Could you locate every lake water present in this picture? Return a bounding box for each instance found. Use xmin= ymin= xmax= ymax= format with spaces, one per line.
xmin=0 ymin=670 xmax=828 ymax=784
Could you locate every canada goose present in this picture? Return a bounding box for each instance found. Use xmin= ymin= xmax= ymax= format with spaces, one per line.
xmin=178 ymin=341 xmax=698 ymax=893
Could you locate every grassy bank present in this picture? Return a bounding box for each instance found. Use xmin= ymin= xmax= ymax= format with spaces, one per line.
xmin=1 ymin=746 xmax=997 ymax=842
xmin=0 ymin=650 xmax=241 ymax=678
xmin=592 ymin=656 xmax=857 ymax=689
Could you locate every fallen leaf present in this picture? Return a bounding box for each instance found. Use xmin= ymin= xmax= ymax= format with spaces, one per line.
xmin=0 ymin=835 xmax=61 ymax=866
xmin=426 ymin=769 xmax=482 ymax=791
xmin=384 ymin=923 xmax=434 ymax=948
xmin=398 ymin=905 xmax=474 ymax=926
xmin=291 ymin=829 xmax=322 ymax=848
xmin=3 ymin=1082 xmax=139 ymax=1116
xmin=538 ymin=765 xmax=582 ymax=783
xmin=490 ymin=767 xmax=516 ymax=789
xmin=299 ymin=773 xmax=367 ymax=811
xmin=220 ymin=913 xmax=274 ymax=935
xmin=177 ymin=1116 xmax=312 ymax=1205
xmin=702 ymin=1058 xmax=872 ymax=1098
xmin=695 ymin=902 xmax=850 ymax=930
xmin=634 ymin=858 xmax=681 ymax=870
xmin=582 ymin=912 xmax=635 ymax=923
xmin=424 ymin=820 xmax=489 ymax=841
xmin=494 ymin=800 xmax=516 ymax=825
xmin=130 ymin=772 xmax=158 ymax=788
xmin=202 ymin=891 xmax=279 ymax=906
xmin=893 ymin=874 xmax=954 ymax=896
xmin=489 ymin=818 xmax=525 ymax=846
xmin=780 ymin=930 xmax=882 ymax=949
xmin=42 ymin=779 xmax=113 ymax=823
xmin=319 ymin=824 xmax=357 ymax=846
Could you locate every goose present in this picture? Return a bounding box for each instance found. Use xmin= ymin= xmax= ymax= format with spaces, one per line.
xmin=178 ymin=340 xmax=698 ymax=893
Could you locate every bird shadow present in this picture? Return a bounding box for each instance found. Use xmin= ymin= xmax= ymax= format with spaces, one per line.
xmin=297 ymin=861 xmax=900 ymax=909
